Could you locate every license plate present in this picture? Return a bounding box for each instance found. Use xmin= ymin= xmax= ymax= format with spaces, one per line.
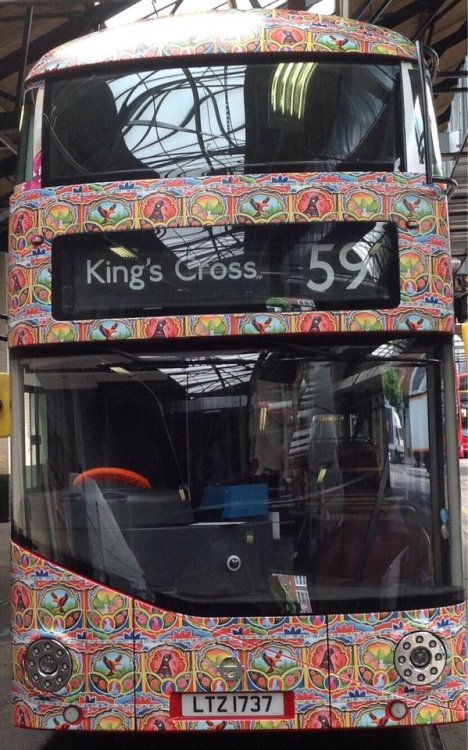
xmin=171 ymin=691 xmax=290 ymax=719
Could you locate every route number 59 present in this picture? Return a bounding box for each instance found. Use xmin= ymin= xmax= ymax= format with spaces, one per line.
xmin=307 ymin=243 xmax=371 ymax=292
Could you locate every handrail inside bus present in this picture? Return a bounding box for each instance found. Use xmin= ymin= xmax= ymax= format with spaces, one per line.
xmin=422 ymin=44 xmax=439 ymax=83
xmin=432 ymin=175 xmax=458 ymax=198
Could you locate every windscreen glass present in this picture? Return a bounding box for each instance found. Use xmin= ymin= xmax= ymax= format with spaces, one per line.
xmin=12 ymin=340 xmax=460 ymax=615
xmin=43 ymin=61 xmax=403 ymax=184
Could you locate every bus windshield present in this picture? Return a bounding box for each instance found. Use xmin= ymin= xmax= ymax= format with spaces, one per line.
xmin=12 ymin=339 xmax=461 ymax=615
xmin=42 ymin=60 xmax=403 ymax=183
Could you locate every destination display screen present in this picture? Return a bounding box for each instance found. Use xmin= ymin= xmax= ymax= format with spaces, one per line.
xmin=51 ymin=222 xmax=399 ymax=320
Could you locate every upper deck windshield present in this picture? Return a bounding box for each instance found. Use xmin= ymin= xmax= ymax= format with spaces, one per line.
xmin=12 ymin=340 xmax=462 ymax=615
xmin=42 ymin=60 xmax=404 ymax=184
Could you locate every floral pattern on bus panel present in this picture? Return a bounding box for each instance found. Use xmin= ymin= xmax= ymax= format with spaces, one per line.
xmin=11 ymin=543 xmax=466 ymax=732
xmin=11 ymin=543 xmax=136 ymax=731
xmin=133 ymin=603 xmax=327 ymax=731
xmin=8 ymin=174 xmax=453 ymax=347
xmin=327 ymin=606 xmax=467 ymax=728
xmin=25 ymin=10 xmax=416 ymax=84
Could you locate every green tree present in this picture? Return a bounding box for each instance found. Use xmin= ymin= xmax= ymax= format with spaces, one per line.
xmin=383 ymin=369 xmax=404 ymax=411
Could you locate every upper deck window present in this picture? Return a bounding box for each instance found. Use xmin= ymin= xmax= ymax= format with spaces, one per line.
xmin=42 ymin=60 xmax=403 ymax=184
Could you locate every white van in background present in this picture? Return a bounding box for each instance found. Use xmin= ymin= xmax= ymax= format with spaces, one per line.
xmin=385 ymin=404 xmax=405 ymax=464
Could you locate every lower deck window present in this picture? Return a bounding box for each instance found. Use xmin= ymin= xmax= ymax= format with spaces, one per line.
xmin=12 ymin=339 xmax=462 ymax=615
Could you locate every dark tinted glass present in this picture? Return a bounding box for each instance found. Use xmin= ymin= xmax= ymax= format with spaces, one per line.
xmin=51 ymin=222 xmax=400 ymax=319
xmin=43 ymin=61 xmax=402 ymax=184
xmin=12 ymin=342 xmax=461 ymax=615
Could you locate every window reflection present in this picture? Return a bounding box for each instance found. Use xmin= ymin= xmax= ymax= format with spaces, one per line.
xmin=44 ymin=61 xmax=402 ymax=184
xmin=13 ymin=342 xmax=459 ymax=615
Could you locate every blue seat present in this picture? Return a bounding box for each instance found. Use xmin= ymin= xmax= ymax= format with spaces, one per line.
xmin=200 ymin=483 xmax=268 ymax=519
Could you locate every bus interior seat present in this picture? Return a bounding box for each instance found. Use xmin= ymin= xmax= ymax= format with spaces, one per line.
xmin=338 ymin=440 xmax=381 ymax=495
xmin=72 ymin=468 xmax=194 ymax=528
xmin=61 ymin=479 xmax=148 ymax=595
xmin=199 ymin=482 xmax=269 ymax=520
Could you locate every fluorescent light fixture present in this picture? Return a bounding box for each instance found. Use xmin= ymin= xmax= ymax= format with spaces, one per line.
xmin=271 ymin=62 xmax=316 ymax=120
xmin=109 ymin=245 xmax=137 ymax=258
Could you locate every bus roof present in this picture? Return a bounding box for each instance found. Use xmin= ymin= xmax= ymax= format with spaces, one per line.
xmin=26 ymin=9 xmax=417 ymax=84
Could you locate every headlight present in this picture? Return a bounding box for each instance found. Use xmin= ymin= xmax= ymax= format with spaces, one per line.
xmin=394 ymin=631 xmax=446 ymax=685
xmin=24 ymin=638 xmax=73 ymax=692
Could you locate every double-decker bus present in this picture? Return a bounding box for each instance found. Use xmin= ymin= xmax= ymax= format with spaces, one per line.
xmin=457 ymin=370 xmax=468 ymax=458
xmin=6 ymin=8 xmax=466 ymax=734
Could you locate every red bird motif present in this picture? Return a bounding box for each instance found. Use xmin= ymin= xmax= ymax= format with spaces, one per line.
xmin=303 ymin=194 xmax=320 ymax=217
xmin=253 ymin=317 xmax=272 ymax=334
xmin=51 ymin=591 xmax=69 ymax=614
xmin=16 ymin=589 xmax=27 ymax=611
xmin=262 ymin=650 xmax=283 ymax=673
xmin=14 ymin=213 xmax=26 ymax=234
xmin=154 ymin=319 xmax=167 ymax=337
xmin=103 ymin=654 xmax=122 ymax=676
xmin=370 ymin=712 xmax=389 ymax=727
xmin=12 ymin=272 xmax=22 ymax=294
xmin=330 ymin=35 xmax=348 ymax=49
xmin=53 ymin=717 xmax=70 ymax=730
xmin=148 ymin=200 xmax=165 ymax=221
xmin=99 ymin=322 xmax=119 ymax=339
xmin=406 ymin=317 xmax=424 ymax=331
xmin=156 ymin=653 xmax=174 ymax=677
xmin=206 ymin=721 xmax=227 ymax=730
xmin=97 ymin=203 xmax=117 ymax=222
xmin=308 ymin=316 xmax=322 ymax=332
xmin=249 ymin=197 xmax=270 ymax=217
xmin=402 ymin=197 xmax=421 ymax=217
xmin=280 ymin=30 xmax=298 ymax=45
xmin=319 ymin=647 xmax=337 ymax=670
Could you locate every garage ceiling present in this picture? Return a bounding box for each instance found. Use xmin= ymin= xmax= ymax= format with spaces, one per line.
xmin=0 ymin=0 xmax=466 ymax=310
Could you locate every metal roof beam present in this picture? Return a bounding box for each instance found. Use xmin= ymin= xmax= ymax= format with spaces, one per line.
xmin=0 ymin=1 xmax=135 ymax=81
xmin=376 ymin=1 xmax=441 ymax=28
xmin=408 ymin=0 xmax=460 ymax=41
xmin=369 ymin=0 xmax=394 ymax=25
xmin=0 ymin=112 xmax=17 ymax=131
xmin=430 ymin=23 xmax=467 ymax=58
xmin=0 ymin=155 xmax=17 ymax=179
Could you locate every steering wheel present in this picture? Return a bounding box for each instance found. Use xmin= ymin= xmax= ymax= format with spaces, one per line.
xmin=73 ymin=467 xmax=151 ymax=489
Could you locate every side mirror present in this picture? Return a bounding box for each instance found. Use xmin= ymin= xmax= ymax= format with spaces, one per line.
xmin=0 ymin=373 xmax=11 ymax=437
